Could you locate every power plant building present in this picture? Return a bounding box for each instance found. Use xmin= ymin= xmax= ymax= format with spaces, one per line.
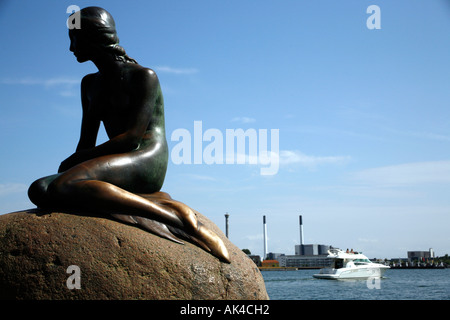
xmin=282 ymin=254 xmax=333 ymax=268
xmin=295 ymin=244 xmax=330 ymax=256
xmin=274 ymin=244 xmax=334 ymax=268
xmin=258 ymin=215 xmax=336 ymax=268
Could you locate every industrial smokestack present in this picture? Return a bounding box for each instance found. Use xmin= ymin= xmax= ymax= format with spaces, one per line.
xmin=299 ymin=215 xmax=304 ymax=245
xmin=263 ymin=215 xmax=268 ymax=261
xmin=225 ymin=213 xmax=229 ymax=238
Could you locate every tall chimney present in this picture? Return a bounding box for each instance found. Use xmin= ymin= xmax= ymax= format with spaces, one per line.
xmin=263 ymin=215 xmax=268 ymax=260
xmin=224 ymin=213 xmax=229 ymax=238
xmin=299 ymin=215 xmax=304 ymax=245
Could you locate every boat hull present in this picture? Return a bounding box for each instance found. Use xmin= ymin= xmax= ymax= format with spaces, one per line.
xmin=313 ymin=266 xmax=389 ymax=280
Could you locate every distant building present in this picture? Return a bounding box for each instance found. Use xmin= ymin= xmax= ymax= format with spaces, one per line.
xmin=283 ymin=255 xmax=333 ymax=268
xmin=248 ymin=255 xmax=261 ymax=266
xmin=295 ymin=244 xmax=331 ymax=256
xmin=261 ymin=260 xmax=279 ymax=268
xmin=252 ymin=244 xmax=338 ymax=269
xmin=272 ymin=244 xmax=335 ymax=268
xmin=266 ymin=252 xmax=284 ymax=261
xmin=408 ymin=248 xmax=435 ymax=261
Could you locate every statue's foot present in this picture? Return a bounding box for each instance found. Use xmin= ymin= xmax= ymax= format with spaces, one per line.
xmin=112 ymin=192 xmax=231 ymax=263
xmin=194 ymin=222 xmax=230 ymax=263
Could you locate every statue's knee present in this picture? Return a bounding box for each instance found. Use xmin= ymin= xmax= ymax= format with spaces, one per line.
xmin=28 ymin=179 xmax=48 ymax=206
xmin=47 ymin=179 xmax=72 ymax=199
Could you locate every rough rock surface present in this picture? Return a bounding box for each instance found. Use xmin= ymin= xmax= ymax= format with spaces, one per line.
xmin=0 ymin=209 xmax=269 ymax=300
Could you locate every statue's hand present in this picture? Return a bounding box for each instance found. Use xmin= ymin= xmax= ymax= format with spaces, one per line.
xmin=58 ymin=158 xmax=73 ymax=173
xmin=58 ymin=151 xmax=88 ymax=173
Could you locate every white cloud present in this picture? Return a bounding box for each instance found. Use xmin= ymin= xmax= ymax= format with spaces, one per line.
xmin=279 ymin=150 xmax=351 ymax=167
xmin=408 ymin=132 xmax=450 ymax=142
xmin=231 ymin=117 xmax=256 ymax=124
xmin=0 ymin=183 xmax=28 ymax=196
xmin=245 ymin=233 xmax=264 ymax=241
xmin=2 ymin=77 xmax=79 ymax=87
xmin=59 ymin=90 xmax=77 ymax=97
xmin=1 ymin=76 xmax=79 ymax=97
xmin=421 ymin=133 xmax=450 ymax=142
xmin=183 ymin=174 xmax=216 ymax=181
xmin=154 ymin=66 xmax=199 ymax=75
xmin=357 ymin=238 xmax=379 ymax=243
xmin=352 ymin=161 xmax=450 ymax=186
xmin=388 ymin=129 xmax=450 ymax=142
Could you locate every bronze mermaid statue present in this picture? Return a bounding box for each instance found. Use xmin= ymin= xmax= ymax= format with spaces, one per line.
xmin=27 ymin=6 xmax=230 ymax=263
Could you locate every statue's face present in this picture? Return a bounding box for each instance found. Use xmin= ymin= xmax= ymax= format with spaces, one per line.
xmin=69 ymin=30 xmax=94 ymax=63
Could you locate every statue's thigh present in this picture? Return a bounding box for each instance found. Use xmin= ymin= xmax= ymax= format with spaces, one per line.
xmin=57 ymin=152 xmax=162 ymax=193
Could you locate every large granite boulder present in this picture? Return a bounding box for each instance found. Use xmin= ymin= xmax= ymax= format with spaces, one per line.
xmin=0 ymin=209 xmax=268 ymax=300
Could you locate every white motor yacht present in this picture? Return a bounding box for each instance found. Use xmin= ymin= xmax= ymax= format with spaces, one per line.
xmin=313 ymin=249 xmax=389 ymax=280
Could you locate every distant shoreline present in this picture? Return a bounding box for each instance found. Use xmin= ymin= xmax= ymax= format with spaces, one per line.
xmin=389 ymin=266 xmax=446 ymax=269
xmin=259 ymin=266 xmax=447 ymax=271
xmin=259 ymin=267 xmax=320 ymax=271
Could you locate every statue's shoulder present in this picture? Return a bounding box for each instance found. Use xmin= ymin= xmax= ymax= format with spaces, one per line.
xmin=131 ymin=64 xmax=158 ymax=80
xmin=82 ymin=72 xmax=99 ymax=81
xmin=81 ymin=72 xmax=100 ymax=90
xmin=126 ymin=64 xmax=159 ymax=89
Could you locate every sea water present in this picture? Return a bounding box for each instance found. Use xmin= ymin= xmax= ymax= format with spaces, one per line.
xmin=261 ymin=268 xmax=450 ymax=300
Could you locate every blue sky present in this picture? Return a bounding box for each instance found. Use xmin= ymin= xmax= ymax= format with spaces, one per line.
xmin=1 ymin=0 xmax=449 ymax=259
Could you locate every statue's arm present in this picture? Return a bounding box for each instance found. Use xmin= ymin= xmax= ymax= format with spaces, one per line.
xmin=58 ymin=75 xmax=100 ymax=173
xmin=76 ymin=74 xmax=100 ymax=152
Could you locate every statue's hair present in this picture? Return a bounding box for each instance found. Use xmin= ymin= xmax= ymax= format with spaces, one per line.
xmin=70 ymin=6 xmax=137 ymax=64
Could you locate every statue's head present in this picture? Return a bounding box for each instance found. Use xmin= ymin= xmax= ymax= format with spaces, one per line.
xmin=69 ymin=7 xmax=136 ymax=63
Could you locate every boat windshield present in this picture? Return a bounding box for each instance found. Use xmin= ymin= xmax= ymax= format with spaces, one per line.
xmin=354 ymin=258 xmax=371 ymax=265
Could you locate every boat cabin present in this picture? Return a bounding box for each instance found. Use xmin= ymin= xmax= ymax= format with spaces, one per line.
xmin=332 ymin=257 xmax=372 ymax=269
xmin=333 ymin=258 xmax=344 ymax=269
